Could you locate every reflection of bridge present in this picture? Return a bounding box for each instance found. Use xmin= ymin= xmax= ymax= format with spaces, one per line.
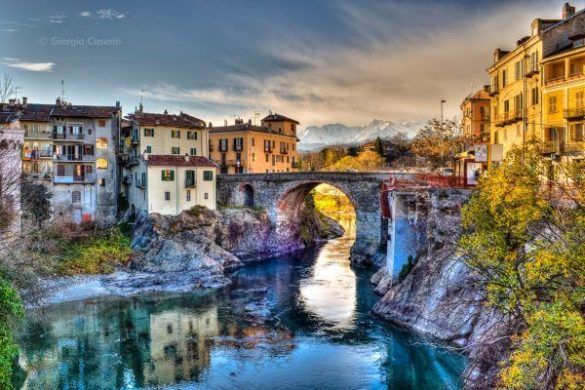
xmin=218 ymin=172 xmax=472 ymax=280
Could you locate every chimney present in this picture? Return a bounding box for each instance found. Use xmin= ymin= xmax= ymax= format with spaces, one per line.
xmin=22 ymin=96 xmax=28 ymax=107
xmin=164 ymin=109 xmax=168 ymax=114
xmin=56 ymin=97 xmax=62 ymax=106
xmin=208 ymin=121 xmax=213 ymax=128
xmin=563 ymin=3 xmax=576 ymax=19
xmin=224 ymin=119 xmax=228 ymax=126
xmin=115 ymin=100 xmax=120 ymax=108
xmin=8 ymin=98 xmax=16 ymax=106
xmin=138 ymin=102 xmax=143 ymax=113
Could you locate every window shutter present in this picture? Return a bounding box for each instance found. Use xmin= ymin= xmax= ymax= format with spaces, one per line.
xmin=161 ymin=171 xmax=165 ymax=180
xmin=170 ymin=170 xmax=175 ymax=180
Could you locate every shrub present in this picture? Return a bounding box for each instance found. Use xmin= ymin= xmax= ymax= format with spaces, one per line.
xmin=0 ymin=278 xmax=24 ymax=389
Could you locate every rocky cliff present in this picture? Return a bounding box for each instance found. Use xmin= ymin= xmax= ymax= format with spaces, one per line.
xmin=372 ymin=189 xmax=507 ymax=388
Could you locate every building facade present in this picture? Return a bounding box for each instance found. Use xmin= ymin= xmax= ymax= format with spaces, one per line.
xmin=209 ymin=114 xmax=300 ymax=174
xmin=121 ymin=109 xmax=218 ymax=216
xmin=1 ymin=98 xmax=121 ymax=225
xmin=487 ymin=2 xmax=585 ymax=166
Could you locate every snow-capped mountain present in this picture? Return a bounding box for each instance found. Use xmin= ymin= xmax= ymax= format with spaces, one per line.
xmin=298 ymin=119 xmax=423 ymax=151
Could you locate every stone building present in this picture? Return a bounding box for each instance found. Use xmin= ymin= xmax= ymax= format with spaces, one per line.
xmin=121 ymin=108 xmax=218 ymax=216
xmin=209 ymin=113 xmax=300 ymax=174
xmin=1 ymin=98 xmax=121 ymax=225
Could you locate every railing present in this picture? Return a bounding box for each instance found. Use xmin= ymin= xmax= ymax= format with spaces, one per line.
xmin=227 ymin=159 xmax=245 ymax=166
xmin=489 ymin=86 xmax=499 ymax=96
xmin=545 ymin=76 xmax=566 ymax=86
xmin=53 ymin=154 xmax=94 ymax=162
xmin=24 ymin=130 xmax=53 ymax=139
xmin=542 ymin=141 xmax=561 ymax=154
xmin=568 ymin=72 xmax=585 ymax=81
xmin=53 ymin=132 xmax=84 ymax=141
xmin=22 ymin=150 xmax=52 ymax=160
xmin=525 ymin=67 xmax=539 ymax=77
xmin=54 ymin=173 xmax=96 ymax=184
xmin=563 ymin=107 xmax=585 ymax=119
xmin=382 ymin=173 xmax=473 ymax=191
xmin=280 ymin=149 xmax=289 ymax=155
xmin=494 ymin=110 xmax=523 ymax=127
xmin=564 ymin=142 xmax=585 ymax=153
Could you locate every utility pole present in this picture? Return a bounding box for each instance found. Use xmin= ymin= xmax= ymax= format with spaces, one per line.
xmin=440 ymin=99 xmax=446 ymax=130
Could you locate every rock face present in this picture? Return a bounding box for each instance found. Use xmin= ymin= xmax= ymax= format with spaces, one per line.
xmin=130 ymin=205 xmax=343 ymax=288
xmin=372 ymin=189 xmax=506 ymax=388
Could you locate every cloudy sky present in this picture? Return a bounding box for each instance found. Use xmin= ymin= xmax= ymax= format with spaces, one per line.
xmin=0 ymin=0 xmax=570 ymax=128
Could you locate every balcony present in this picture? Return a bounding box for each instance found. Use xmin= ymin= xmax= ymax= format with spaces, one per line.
xmin=494 ymin=110 xmax=523 ymax=127
xmin=119 ymin=154 xmax=140 ymax=166
xmin=545 ymin=75 xmax=566 ymax=86
xmin=227 ymin=159 xmax=245 ymax=166
xmin=563 ymin=141 xmax=585 ymax=155
xmin=488 ymin=86 xmax=499 ymax=97
xmin=185 ymin=180 xmax=196 ymax=189
xmin=24 ymin=130 xmax=53 ymax=140
xmin=263 ymin=147 xmax=273 ymax=153
xmin=291 ymin=161 xmax=300 ymax=169
xmin=54 ymin=154 xmax=95 ymax=162
xmin=54 ymin=173 xmax=96 ymax=184
xmin=22 ymin=149 xmax=52 ymax=160
xmin=525 ymin=67 xmax=539 ymax=78
xmin=564 ymin=107 xmax=585 ymax=120
xmin=568 ymin=72 xmax=585 ymax=82
xmin=542 ymin=141 xmax=561 ymax=154
xmin=53 ymin=132 xmax=84 ymax=141
xmin=280 ymin=149 xmax=289 ymax=155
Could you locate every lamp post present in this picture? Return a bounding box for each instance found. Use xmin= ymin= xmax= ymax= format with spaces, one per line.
xmin=440 ymin=99 xmax=446 ymax=131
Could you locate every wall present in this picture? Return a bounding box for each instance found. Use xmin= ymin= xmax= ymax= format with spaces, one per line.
xmin=138 ymin=125 xmax=208 ymax=157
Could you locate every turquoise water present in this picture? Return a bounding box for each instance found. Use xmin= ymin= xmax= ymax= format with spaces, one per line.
xmin=17 ymin=237 xmax=464 ymax=389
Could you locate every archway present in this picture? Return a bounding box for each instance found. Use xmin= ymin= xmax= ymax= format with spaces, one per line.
xmin=243 ymin=184 xmax=254 ymax=208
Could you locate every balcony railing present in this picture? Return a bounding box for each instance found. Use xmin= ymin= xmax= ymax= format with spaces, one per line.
xmin=494 ymin=110 xmax=523 ymax=127
xmin=563 ymin=141 xmax=585 ymax=154
xmin=54 ymin=154 xmax=95 ymax=162
xmin=54 ymin=173 xmax=96 ymax=184
xmin=545 ymin=76 xmax=566 ymax=86
xmin=53 ymin=132 xmax=84 ymax=141
xmin=542 ymin=141 xmax=561 ymax=154
xmin=564 ymin=107 xmax=585 ymax=120
xmin=24 ymin=130 xmax=53 ymax=139
xmin=525 ymin=67 xmax=539 ymax=78
xmin=568 ymin=72 xmax=585 ymax=81
xmin=22 ymin=150 xmax=52 ymax=160
xmin=227 ymin=159 xmax=245 ymax=166
xmin=280 ymin=149 xmax=289 ymax=155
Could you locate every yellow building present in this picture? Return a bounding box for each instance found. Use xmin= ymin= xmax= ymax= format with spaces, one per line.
xmin=541 ymin=35 xmax=585 ymax=163
xmin=209 ymin=114 xmax=300 ymax=174
xmin=487 ymin=3 xmax=585 ymax=165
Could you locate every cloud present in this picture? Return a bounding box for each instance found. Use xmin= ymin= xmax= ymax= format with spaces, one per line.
xmin=0 ymin=29 xmax=17 ymax=33
xmin=80 ymin=11 xmax=91 ymax=18
xmin=1 ymin=58 xmax=55 ymax=72
xmin=48 ymin=14 xmax=66 ymax=24
xmin=96 ymin=9 xmax=128 ymax=20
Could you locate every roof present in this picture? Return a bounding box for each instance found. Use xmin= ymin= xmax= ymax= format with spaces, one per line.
xmin=543 ymin=42 xmax=584 ymax=60
xmin=461 ymin=89 xmax=491 ymax=107
xmin=145 ymin=155 xmax=219 ymax=168
xmin=1 ymin=102 xmax=120 ymax=122
xmin=127 ymin=112 xmax=206 ymax=129
xmin=261 ymin=113 xmax=300 ymax=124
xmin=210 ymin=122 xmax=298 ymax=139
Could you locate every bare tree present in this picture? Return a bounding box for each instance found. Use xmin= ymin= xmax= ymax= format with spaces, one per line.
xmin=0 ymin=73 xmax=15 ymax=103
xmin=0 ymin=138 xmax=21 ymax=240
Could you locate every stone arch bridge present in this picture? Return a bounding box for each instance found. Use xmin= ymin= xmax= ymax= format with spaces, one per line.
xmin=217 ymin=172 xmax=391 ymax=267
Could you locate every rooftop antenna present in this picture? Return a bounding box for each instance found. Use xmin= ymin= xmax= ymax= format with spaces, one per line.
xmin=140 ymin=88 xmax=145 ymax=104
xmin=61 ymin=79 xmax=65 ymax=101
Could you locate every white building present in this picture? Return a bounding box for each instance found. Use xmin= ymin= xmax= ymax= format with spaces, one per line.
xmin=121 ymin=109 xmax=218 ymax=216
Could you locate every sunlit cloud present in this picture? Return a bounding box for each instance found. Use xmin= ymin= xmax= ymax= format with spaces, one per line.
xmin=48 ymin=14 xmax=66 ymax=24
xmin=80 ymin=11 xmax=91 ymax=18
xmin=1 ymin=58 xmax=55 ymax=72
xmin=96 ymin=9 xmax=128 ymax=20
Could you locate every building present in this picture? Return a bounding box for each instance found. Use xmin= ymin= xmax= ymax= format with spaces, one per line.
xmin=209 ymin=114 xmax=300 ymax=174
xmin=487 ymin=2 xmax=585 ymax=166
xmin=121 ymin=108 xmax=218 ymax=216
xmin=455 ymin=88 xmax=491 ymax=186
xmin=1 ymin=98 xmax=121 ymax=225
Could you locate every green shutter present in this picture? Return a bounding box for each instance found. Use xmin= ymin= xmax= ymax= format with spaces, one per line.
xmin=161 ymin=170 xmax=165 ymax=180
xmin=170 ymin=170 xmax=175 ymax=180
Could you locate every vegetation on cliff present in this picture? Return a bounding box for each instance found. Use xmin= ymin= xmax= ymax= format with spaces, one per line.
xmin=460 ymin=145 xmax=584 ymax=389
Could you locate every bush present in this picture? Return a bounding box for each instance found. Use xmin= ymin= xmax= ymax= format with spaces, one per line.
xmin=0 ymin=278 xmax=24 ymax=389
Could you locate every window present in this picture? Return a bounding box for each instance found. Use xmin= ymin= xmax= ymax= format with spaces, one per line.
xmin=171 ymin=147 xmax=180 ymax=154
xmin=96 ymin=137 xmax=108 ymax=149
xmin=251 ymin=138 xmax=255 ymax=147
xmin=252 ymin=153 xmax=256 ymax=162
xmin=570 ymin=123 xmax=585 ymax=141
xmin=100 ymin=178 xmax=106 ymax=187
xmin=531 ymin=87 xmax=539 ymax=106
xmin=502 ymin=69 xmax=507 ymax=87
xmin=185 ymin=170 xmax=196 ymax=187
xmin=204 ymin=193 xmax=209 ymax=200
xmin=530 ymin=51 xmax=538 ymax=73
xmin=145 ymin=145 xmax=152 ymax=153
xmin=144 ymin=128 xmax=154 ymax=137
xmin=264 ymin=140 xmax=271 ymax=152
xmin=187 ymin=131 xmax=197 ymax=140
xmin=164 ymin=191 xmax=171 ymax=201
xmin=504 ymin=99 xmax=510 ymax=113
xmin=577 ymin=91 xmax=584 ymax=107
xmin=203 ymin=170 xmax=213 ymax=181
xmin=265 ymin=153 xmax=269 ymax=162
xmin=96 ymin=158 xmax=108 ymax=169
xmin=186 ymin=190 xmax=191 ymax=202
xmin=233 ymin=137 xmax=243 ymax=151
xmin=189 ymin=147 xmax=197 ymax=156
xmin=141 ymin=172 xmax=147 ymax=187
xmin=161 ymin=170 xmax=175 ymax=181
xmin=549 ymin=96 xmax=558 ymax=113
xmin=84 ymin=145 xmax=94 ymax=156
xmin=514 ymin=94 xmax=523 ymax=111
xmin=171 ymin=130 xmax=181 ymax=138
xmin=219 ymin=139 xmax=228 ymax=152
xmin=515 ymin=60 xmax=524 ymax=80
xmin=72 ymin=191 xmax=81 ymax=203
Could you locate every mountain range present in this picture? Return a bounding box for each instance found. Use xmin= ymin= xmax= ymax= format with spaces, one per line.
xmin=297 ymin=119 xmax=424 ymax=151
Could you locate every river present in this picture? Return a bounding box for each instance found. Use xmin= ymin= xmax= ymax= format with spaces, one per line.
xmin=16 ymin=222 xmax=464 ymax=389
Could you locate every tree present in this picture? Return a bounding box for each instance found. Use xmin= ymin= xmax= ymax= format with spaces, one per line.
xmin=0 ymin=139 xmax=21 ymax=239
xmin=327 ymin=150 xmax=385 ymax=171
xmin=21 ymin=181 xmax=52 ymax=229
xmin=459 ymin=144 xmax=584 ymax=389
xmin=0 ymin=73 xmax=15 ymax=103
xmin=411 ymin=119 xmax=470 ymax=170
xmin=0 ymin=278 xmax=23 ymax=389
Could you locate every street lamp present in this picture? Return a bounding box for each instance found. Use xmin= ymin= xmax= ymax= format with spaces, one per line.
xmin=440 ymin=99 xmax=446 ymax=130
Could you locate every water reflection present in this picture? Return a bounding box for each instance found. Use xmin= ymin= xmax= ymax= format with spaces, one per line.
xmin=18 ymin=235 xmax=464 ymax=389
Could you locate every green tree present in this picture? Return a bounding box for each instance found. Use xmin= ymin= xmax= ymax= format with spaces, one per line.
xmin=459 ymin=145 xmax=584 ymax=388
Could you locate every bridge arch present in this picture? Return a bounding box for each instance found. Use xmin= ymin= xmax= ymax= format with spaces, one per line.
xmin=217 ymin=172 xmax=390 ymax=267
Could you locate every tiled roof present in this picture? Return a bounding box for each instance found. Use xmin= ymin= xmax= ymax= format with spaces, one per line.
xmin=51 ymin=104 xmax=120 ymax=118
xmin=127 ymin=112 xmax=206 ymax=129
xmin=18 ymin=104 xmax=53 ymax=121
xmin=146 ymin=155 xmax=219 ymax=168
xmin=210 ymin=122 xmax=298 ymax=138
xmin=0 ymin=111 xmax=16 ymax=123
xmin=261 ymin=113 xmax=300 ymax=124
